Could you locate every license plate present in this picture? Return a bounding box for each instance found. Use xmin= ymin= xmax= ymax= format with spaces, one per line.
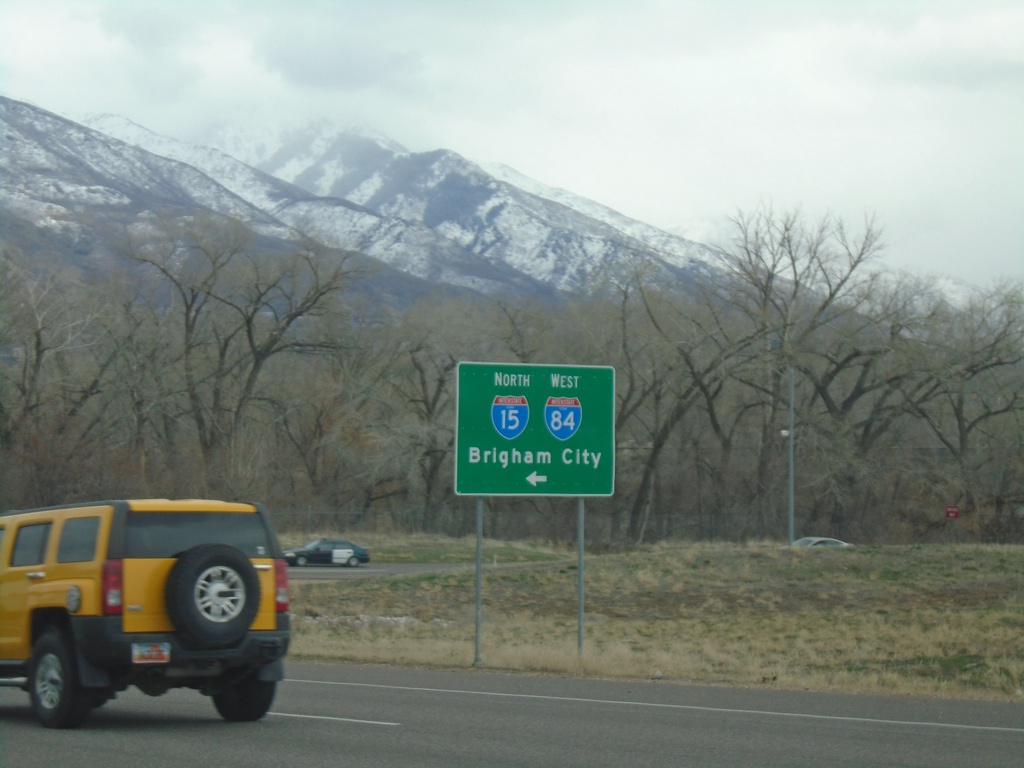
xmin=132 ymin=642 xmax=171 ymax=664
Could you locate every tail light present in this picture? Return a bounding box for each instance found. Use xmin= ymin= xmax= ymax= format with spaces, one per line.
xmin=274 ymin=558 xmax=289 ymax=612
xmin=102 ymin=560 xmax=123 ymax=615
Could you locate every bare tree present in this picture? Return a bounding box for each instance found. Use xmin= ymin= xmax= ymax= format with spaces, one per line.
xmin=904 ymin=283 xmax=1024 ymax=536
xmin=270 ymin=318 xmax=403 ymax=519
xmin=124 ymin=217 xmax=354 ymax=482
xmin=0 ymin=256 xmax=120 ymax=504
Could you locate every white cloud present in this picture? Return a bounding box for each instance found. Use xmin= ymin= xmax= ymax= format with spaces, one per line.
xmin=1 ymin=0 xmax=1021 ymax=285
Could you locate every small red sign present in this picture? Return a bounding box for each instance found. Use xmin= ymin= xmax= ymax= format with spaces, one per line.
xmin=945 ymin=505 xmax=960 ymax=520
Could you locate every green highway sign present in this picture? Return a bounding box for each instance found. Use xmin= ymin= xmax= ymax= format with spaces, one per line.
xmin=455 ymin=362 xmax=615 ymax=496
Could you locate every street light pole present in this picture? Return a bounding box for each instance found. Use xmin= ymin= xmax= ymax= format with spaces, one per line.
xmin=787 ymin=365 xmax=795 ymax=546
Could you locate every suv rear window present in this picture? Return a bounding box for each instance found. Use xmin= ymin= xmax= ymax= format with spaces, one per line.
xmin=124 ymin=512 xmax=272 ymax=558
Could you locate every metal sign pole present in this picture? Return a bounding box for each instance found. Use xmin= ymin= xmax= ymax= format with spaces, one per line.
xmin=577 ymin=497 xmax=585 ymax=657
xmin=474 ymin=496 xmax=483 ymax=667
xmin=788 ymin=365 xmax=795 ymax=546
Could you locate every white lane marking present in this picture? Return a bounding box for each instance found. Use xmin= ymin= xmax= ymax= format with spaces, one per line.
xmin=271 ymin=711 xmax=400 ymax=726
xmin=286 ymin=679 xmax=1024 ymax=734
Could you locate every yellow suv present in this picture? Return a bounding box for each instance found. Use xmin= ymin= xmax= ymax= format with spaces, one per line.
xmin=0 ymin=499 xmax=290 ymax=728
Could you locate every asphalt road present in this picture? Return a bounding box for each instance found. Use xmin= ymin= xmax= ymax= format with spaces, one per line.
xmin=2 ymin=662 xmax=1021 ymax=767
xmin=287 ymin=561 xmax=469 ymax=579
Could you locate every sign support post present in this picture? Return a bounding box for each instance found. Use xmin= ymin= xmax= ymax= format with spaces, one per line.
xmin=577 ymin=497 xmax=585 ymax=656
xmin=474 ymin=496 xmax=483 ymax=667
xmin=945 ymin=505 xmax=960 ymax=543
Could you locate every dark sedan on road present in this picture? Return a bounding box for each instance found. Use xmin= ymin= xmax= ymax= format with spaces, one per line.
xmin=284 ymin=538 xmax=371 ymax=567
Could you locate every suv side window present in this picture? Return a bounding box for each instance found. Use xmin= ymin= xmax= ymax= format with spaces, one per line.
xmin=58 ymin=517 xmax=101 ymax=563
xmin=11 ymin=522 xmax=51 ymax=567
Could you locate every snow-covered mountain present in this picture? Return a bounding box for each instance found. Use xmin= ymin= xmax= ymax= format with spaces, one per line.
xmin=3 ymin=95 xmax=720 ymax=300
xmin=193 ymin=120 xmax=721 ymax=291
xmin=196 ymin=120 xmax=719 ymax=274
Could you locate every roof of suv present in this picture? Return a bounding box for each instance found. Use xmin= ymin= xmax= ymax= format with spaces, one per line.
xmin=1 ymin=499 xmax=259 ymax=517
xmin=126 ymin=499 xmax=258 ymax=512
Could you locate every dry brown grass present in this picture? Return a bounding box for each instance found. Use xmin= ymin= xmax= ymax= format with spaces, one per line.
xmin=287 ymin=539 xmax=1024 ymax=700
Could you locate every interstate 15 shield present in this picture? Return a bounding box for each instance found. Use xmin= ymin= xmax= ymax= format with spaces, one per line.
xmin=545 ymin=396 xmax=582 ymax=440
xmin=492 ymin=395 xmax=529 ymax=439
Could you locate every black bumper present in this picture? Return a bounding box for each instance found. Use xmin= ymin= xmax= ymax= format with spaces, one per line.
xmin=70 ymin=615 xmax=290 ymax=685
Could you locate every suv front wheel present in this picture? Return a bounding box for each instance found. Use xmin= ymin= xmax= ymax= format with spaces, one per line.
xmin=165 ymin=544 xmax=261 ymax=649
xmin=29 ymin=628 xmax=93 ymax=729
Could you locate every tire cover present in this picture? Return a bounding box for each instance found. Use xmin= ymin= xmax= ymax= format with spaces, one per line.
xmin=165 ymin=544 xmax=261 ymax=649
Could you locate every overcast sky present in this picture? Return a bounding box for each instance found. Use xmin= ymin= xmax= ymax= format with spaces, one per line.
xmin=2 ymin=0 xmax=1022 ymax=286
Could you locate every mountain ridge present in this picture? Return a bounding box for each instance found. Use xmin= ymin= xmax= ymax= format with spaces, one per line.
xmin=4 ymin=94 xmax=719 ymax=301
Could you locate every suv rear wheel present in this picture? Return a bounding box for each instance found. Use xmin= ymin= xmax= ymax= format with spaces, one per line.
xmin=212 ymin=674 xmax=277 ymax=721
xmin=30 ymin=628 xmax=93 ymax=729
xmin=165 ymin=544 xmax=261 ymax=649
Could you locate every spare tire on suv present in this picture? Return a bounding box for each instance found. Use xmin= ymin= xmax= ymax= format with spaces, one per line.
xmin=165 ymin=544 xmax=261 ymax=649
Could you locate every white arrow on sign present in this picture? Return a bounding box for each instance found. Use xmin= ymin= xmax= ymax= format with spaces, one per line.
xmin=526 ymin=471 xmax=548 ymax=486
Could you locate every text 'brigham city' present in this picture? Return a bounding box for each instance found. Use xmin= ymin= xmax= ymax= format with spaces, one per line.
xmin=467 ymin=447 xmax=603 ymax=469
